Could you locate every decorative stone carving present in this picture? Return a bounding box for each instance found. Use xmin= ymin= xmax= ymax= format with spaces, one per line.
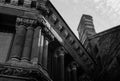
xmin=24 ymin=0 xmax=32 ymax=7
xmin=37 ymin=0 xmax=49 ymax=16
xmin=62 ymin=29 xmax=69 ymax=38
xmin=16 ymin=17 xmax=37 ymax=27
xmin=50 ymin=14 xmax=58 ymax=24
xmin=57 ymin=24 xmax=63 ymax=32
xmin=73 ymin=42 xmax=80 ymax=50
xmin=0 ymin=64 xmax=51 ymax=81
xmin=10 ymin=0 xmax=18 ymax=5
xmin=68 ymin=36 xmax=75 ymax=44
xmin=9 ymin=17 xmax=37 ymax=63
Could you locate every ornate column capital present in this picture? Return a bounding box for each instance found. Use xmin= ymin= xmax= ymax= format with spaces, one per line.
xmin=10 ymin=0 xmax=18 ymax=5
xmin=70 ymin=62 xmax=78 ymax=70
xmin=55 ymin=47 xmax=66 ymax=57
xmin=16 ymin=17 xmax=37 ymax=27
xmin=37 ymin=15 xmax=55 ymax=42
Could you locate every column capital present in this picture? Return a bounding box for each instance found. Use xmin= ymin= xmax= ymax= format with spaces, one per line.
xmin=16 ymin=17 xmax=37 ymax=27
xmin=70 ymin=62 xmax=78 ymax=70
xmin=34 ymin=26 xmax=42 ymax=31
xmin=27 ymin=26 xmax=34 ymax=30
xmin=55 ymin=47 xmax=66 ymax=56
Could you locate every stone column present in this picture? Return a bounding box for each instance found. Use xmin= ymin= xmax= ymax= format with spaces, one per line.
xmin=53 ymin=54 xmax=58 ymax=81
xmin=71 ymin=62 xmax=78 ymax=81
xmin=58 ymin=48 xmax=65 ymax=81
xmin=21 ymin=26 xmax=34 ymax=62
xmin=38 ymin=34 xmax=44 ymax=65
xmin=67 ymin=67 xmax=72 ymax=81
xmin=9 ymin=24 xmax=26 ymax=61
xmin=42 ymin=38 xmax=49 ymax=69
xmin=31 ymin=26 xmax=41 ymax=65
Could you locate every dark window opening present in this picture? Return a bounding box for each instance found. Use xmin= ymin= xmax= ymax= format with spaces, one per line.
xmin=18 ymin=0 xmax=24 ymax=6
xmin=31 ymin=1 xmax=36 ymax=8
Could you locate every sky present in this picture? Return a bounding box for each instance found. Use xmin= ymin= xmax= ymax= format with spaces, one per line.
xmin=50 ymin=0 xmax=120 ymax=37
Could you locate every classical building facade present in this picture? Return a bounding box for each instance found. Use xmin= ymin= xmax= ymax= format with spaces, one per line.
xmin=0 ymin=0 xmax=95 ymax=81
xmin=0 ymin=0 xmax=120 ymax=81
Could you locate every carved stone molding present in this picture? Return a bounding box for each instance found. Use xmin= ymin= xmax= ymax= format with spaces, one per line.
xmin=43 ymin=27 xmax=54 ymax=42
xmin=36 ymin=0 xmax=50 ymax=16
xmin=0 ymin=63 xmax=52 ymax=81
xmin=16 ymin=17 xmax=37 ymax=27
xmin=55 ymin=47 xmax=66 ymax=56
xmin=10 ymin=0 xmax=18 ymax=5
xmin=70 ymin=62 xmax=78 ymax=69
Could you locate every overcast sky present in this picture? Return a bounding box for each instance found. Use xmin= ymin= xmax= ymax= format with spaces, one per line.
xmin=50 ymin=0 xmax=120 ymax=37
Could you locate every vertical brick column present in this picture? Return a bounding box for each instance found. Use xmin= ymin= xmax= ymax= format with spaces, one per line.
xmin=10 ymin=25 xmax=26 ymax=61
xmin=31 ymin=26 xmax=41 ymax=65
xmin=21 ymin=26 xmax=34 ymax=62
xmin=42 ymin=38 xmax=49 ymax=69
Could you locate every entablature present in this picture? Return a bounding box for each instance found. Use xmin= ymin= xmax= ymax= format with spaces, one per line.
xmin=43 ymin=0 xmax=96 ymax=74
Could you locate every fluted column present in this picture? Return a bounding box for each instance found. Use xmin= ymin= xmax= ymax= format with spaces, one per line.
xmin=38 ymin=34 xmax=44 ymax=65
xmin=10 ymin=24 xmax=26 ymax=61
xmin=42 ymin=38 xmax=49 ymax=69
xmin=21 ymin=26 xmax=34 ymax=62
xmin=31 ymin=26 xmax=41 ymax=65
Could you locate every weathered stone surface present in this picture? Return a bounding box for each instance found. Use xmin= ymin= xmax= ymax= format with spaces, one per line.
xmin=89 ymin=26 xmax=120 ymax=80
xmin=0 ymin=32 xmax=13 ymax=63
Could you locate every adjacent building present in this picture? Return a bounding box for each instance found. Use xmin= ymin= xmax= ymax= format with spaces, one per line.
xmin=78 ymin=14 xmax=120 ymax=81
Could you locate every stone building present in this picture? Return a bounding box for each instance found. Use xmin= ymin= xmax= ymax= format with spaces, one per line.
xmin=0 ymin=0 xmax=95 ymax=81
xmin=78 ymin=15 xmax=120 ymax=81
xmin=0 ymin=0 xmax=120 ymax=81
